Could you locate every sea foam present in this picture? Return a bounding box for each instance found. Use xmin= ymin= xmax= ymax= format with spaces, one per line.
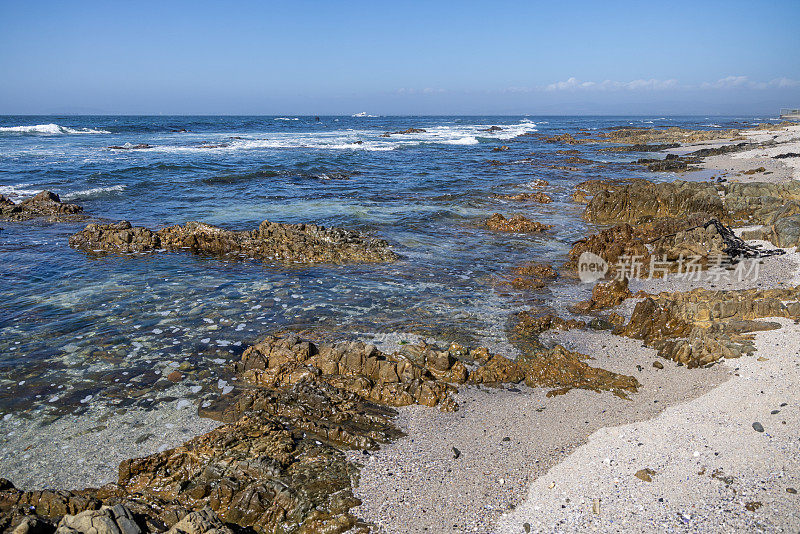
xmin=0 ymin=123 xmax=110 ymax=135
xmin=61 ymin=185 xmax=127 ymax=201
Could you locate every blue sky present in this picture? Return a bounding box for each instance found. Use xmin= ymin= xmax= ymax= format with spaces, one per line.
xmin=1 ymin=0 xmax=799 ymax=115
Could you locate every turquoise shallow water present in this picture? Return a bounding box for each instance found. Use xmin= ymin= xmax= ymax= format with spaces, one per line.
xmin=0 ymin=114 xmax=771 ymax=420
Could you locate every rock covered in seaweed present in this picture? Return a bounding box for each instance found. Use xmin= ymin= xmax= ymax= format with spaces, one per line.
xmin=0 ymin=191 xmax=84 ymax=222
xmin=69 ymin=219 xmax=398 ymax=264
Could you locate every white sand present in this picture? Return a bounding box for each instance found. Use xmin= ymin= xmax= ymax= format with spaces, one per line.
xmin=673 ymin=124 xmax=800 ymax=183
xmin=349 ymin=334 xmax=728 ymax=533
xmin=499 ymin=318 xmax=800 ymax=533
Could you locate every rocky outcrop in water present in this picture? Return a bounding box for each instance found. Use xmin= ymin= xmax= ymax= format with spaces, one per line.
xmin=380 ymin=128 xmax=426 ymax=137
xmin=485 ymin=213 xmax=552 ymax=233
xmin=69 ymin=220 xmax=398 ymax=265
xmin=0 ymin=191 xmax=84 ymax=222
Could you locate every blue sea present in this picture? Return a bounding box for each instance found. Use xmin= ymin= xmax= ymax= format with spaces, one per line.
xmin=0 ymin=114 xmax=775 ymax=421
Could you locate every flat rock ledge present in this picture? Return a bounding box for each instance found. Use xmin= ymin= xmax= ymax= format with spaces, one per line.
xmin=0 ymin=191 xmax=84 ymax=222
xmin=68 ymin=220 xmax=398 ymax=265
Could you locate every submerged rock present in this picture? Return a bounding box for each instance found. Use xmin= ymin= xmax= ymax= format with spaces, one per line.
xmin=485 ymin=213 xmax=552 ymax=233
xmin=0 ymin=191 xmax=84 ymax=222
xmin=69 ymin=219 xmax=397 ymax=265
xmin=493 ymin=192 xmax=552 ymax=203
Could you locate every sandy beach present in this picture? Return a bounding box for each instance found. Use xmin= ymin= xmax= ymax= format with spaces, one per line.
xmin=349 ymin=123 xmax=800 ymax=533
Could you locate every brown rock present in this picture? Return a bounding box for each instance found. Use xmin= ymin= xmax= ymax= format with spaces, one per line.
xmin=485 ymin=213 xmax=552 ymax=233
xmin=0 ymin=191 xmax=84 ymax=222
xmin=70 ymin=219 xmax=397 ymax=265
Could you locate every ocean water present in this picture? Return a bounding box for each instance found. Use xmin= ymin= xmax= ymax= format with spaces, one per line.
xmin=0 ymin=114 xmax=769 ymax=421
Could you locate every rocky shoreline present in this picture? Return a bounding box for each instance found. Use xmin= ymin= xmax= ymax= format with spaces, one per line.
xmin=2 ymin=121 xmax=800 ymax=533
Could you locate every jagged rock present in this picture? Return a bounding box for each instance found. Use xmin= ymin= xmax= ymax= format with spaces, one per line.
xmin=616 ymin=286 xmax=800 ymax=367
xmin=570 ymin=278 xmax=636 ymax=313
xmin=56 ymin=505 xmax=141 ymax=534
xmin=567 ymin=223 xmax=651 ymax=277
xmin=503 ymin=262 xmax=558 ymax=291
xmin=514 ymin=312 xmax=585 ymax=336
xmin=689 ymin=142 xmax=755 ymax=157
xmin=481 ymin=126 xmax=503 ymax=132
xmin=69 ymin=220 xmax=397 ymax=265
xmin=165 ymin=508 xmax=232 ymax=534
xmin=583 ymin=180 xmax=724 ymax=225
xmin=578 ymin=178 xmax=800 ymax=249
xmin=0 ymin=191 xmax=84 ymax=222
xmin=485 ymin=213 xmax=552 ymax=233
xmin=636 ymin=153 xmax=700 ymax=172
xmin=236 ymin=335 xmax=465 ymax=411
xmin=594 ymin=126 xmax=743 ymax=145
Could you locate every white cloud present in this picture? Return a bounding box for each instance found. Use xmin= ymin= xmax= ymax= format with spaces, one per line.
xmin=546 ymin=77 xmax=679 ymax=91
xmin=543 ymin=76 xmax=798 ymax=92
xmin=700 ymin=76 xmax=800 ymax=90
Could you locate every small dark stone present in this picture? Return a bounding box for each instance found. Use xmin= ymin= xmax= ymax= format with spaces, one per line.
xmin=652 ymin=361 xmax=664 ymax=369
xmin=452 ymin=446 xmax=461 ymax=459
xmin=502 ymin=437 xmax=511 ymax=442
xmin=771 ymin=410 xmax=780 ymax=415
xmin=523 ymin=523 xmax=531 ymax=533
xmin=787 ymin=487 xmax=797 ymax=494
xmin=752 ymin=422 xmax=764 ymax=433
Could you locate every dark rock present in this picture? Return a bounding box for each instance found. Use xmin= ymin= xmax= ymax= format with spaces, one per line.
xmin=752 ymin=422 xmax=764 ymax=432
xmin=0 ymin=191 xmax=84 ymax=222
xmin=452 ymin=447 xmax=461 ymax=459
xmin=107 ymin=144 xmax=153 ymax=150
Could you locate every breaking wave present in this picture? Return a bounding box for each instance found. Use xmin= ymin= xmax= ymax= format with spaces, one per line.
xmin=0 ymin=123 xmax=110 ymax=135
xmin=61 ymin=185 xmax=127 ymax=201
